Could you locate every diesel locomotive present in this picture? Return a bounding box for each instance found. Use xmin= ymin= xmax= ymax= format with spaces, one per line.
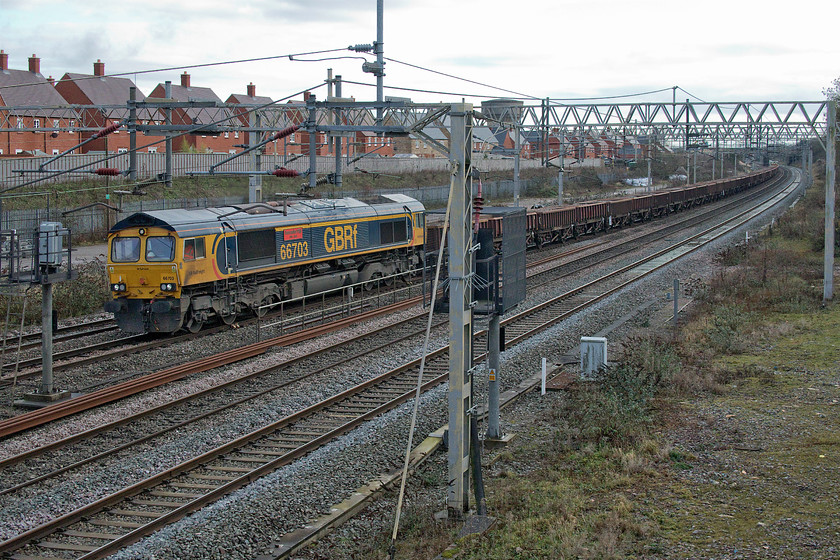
xmin=105 ymin=194 xmax=426 ymax=333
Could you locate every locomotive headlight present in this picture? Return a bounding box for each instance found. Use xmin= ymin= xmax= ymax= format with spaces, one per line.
xmin=160 ymin=283 xmax=176 ymax=292
xmin=111 ymin=283 xmax=126 ymax=292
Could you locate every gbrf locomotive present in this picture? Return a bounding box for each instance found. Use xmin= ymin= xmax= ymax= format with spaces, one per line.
xmin=105 ymin=194 xmax=426 ymax=333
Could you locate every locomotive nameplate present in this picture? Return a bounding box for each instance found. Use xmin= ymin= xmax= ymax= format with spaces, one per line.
xmin=283 ymin=227 xmax=303 ymax=241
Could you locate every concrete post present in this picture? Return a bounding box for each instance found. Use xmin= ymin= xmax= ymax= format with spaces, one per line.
xmin=514 ymin=124 xmax=520 ymax=206
xmin=673 ymin=278 xmax=679 ymax=328
xmin=447 ymin=103 xmax=473 ymax=516
xmin=249 ymin=110 xmax=262 ymax=203
xmin=824 ymin=99 xmax=836 ymax=303
xmin=557 ymin=167 xmax=564 ymax=205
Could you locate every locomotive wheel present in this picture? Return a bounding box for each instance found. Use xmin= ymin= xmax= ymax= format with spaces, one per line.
xmin=220 ymin=312 xmax=237 ymax=326
xmin=364 ymin=272 xmax=383 ymax=291
xmin=185 ymin=316 xmax=204 ymax=333
xmin=255 ymin=296 xmax=274 ymax=318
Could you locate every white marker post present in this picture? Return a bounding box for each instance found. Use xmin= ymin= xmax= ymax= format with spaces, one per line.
xmin=541 ymin=357 xmax=547 ymax=395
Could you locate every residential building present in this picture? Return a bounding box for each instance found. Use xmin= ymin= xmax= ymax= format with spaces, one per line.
xmin=147 ymin=72 xmax=238 ymax=153
xmin=55 ymin=59 xmax=165 ymax=154
xmin=0 ymin=51 xmax=81 ymax=156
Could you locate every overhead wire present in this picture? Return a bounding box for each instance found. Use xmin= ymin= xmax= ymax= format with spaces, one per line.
xmin=0 ymin=48 xmax=350 ymax=91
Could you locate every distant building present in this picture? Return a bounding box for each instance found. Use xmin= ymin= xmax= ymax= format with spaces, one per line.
xmin=227 ymin=83 xmax=278 ymax=154
xmin=147 ymin=72 xmax=239 ymax=153
xmin=55 ymin=59 xmax=165 ymax=154
xmin=0 ymin=51 xmax=81 ymax=156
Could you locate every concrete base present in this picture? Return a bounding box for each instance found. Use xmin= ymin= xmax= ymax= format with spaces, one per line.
xmin=458 ymin=514 xmax=496 ymax=538
xmin=14 ymin=391 xmax=75 ymax=409
xmin=484 ymin=433 xmax=516 ymax=448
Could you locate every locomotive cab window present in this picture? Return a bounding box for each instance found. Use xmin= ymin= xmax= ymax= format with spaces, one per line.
xmin=112 ymin=237 xmax=140 ymax=262
xmin=184 ymin=238 xmax=205 ymax=261
xmin=146 ymin=236 xmax=175 ymax=262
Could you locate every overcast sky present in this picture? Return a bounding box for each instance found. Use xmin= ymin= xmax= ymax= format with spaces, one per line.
xmin=1 ymin=0 xmax=838 ymax=107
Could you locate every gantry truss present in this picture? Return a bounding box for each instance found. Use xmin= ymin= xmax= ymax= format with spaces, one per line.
xmin=1 ymin=100 xmax=832 ymax=144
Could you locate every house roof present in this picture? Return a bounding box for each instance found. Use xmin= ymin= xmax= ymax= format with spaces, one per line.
xmin=0 ymin=68 xmax=77 ymax=118
xmin=150 ymin=83 xmax=231 ymax=127
xmin=58 ymin=73 xmax=156 ymax=120
xmin=227 ymin=93 xmax=273 ymax=106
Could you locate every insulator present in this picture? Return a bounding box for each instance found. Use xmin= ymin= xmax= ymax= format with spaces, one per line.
xmin=272 ymin=168 xmax=299 ymax=177
xmin=271 ymin=125 xmax=300 ymax=142
xmin=315 ymin=176 xmax=329 ymax=186
xmin=349 ymin=43 xmax=374 ymax=52
xmin=94 ymin=168 xmax=121 ymax=176
xmin=92 ymin=122 xmax=123 ymax=138
xmin=473 ymin=196 xmax=484 ymax=212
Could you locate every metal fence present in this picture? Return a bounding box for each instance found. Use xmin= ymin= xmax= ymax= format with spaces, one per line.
xmin=0 ymin=178 xmax=548 ymax=239
xmin=0 ymin=153 xmax=543 ymax=186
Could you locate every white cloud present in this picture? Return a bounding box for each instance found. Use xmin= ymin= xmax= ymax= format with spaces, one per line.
xmin=0 ymin=0 xmax=837 ymax=104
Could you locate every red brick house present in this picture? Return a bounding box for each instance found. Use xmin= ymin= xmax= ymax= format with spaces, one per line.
xmin=147 ymin=72 xmax=239 ymax=153
xmin=54 ymin=59 xmax=165 ymax=154
xmin=226 ymin=83 xmax=280 ymax=154
xmin=0 ymin=51 xmax=82 ymax=156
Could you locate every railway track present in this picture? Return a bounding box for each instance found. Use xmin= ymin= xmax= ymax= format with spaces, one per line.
xmin=0 ymin=167 xmax=803 ymax=560
xmin=0 ymin=173 xmax=777 ymax=438
xmin=0 ymin=278 xmax=420 ymax=388
xmin=0 ymin=170 xmax=784 ymax=388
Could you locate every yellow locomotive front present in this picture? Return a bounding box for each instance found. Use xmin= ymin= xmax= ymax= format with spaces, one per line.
xmin=105 ymin=225 xmax=185 ymax=333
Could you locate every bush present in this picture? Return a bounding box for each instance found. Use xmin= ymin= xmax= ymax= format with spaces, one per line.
xmin=703 ymin=304 xmax=751 ymax=353
xmin=569 ymin=336 xmax=678 ymax=444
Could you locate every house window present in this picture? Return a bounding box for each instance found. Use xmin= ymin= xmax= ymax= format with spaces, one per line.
xmin=290 ymin=133 xmax=295 ymax=142
xmin=224 ymin=132 xmax=229 ymax=138
xmin=0 ymin=149 xmax=4 ymax=154
xmin=229 ymin=149 xmax=236 ymax=154
xmin=113 ymin=121 xmax=120 ymax=133
xmin=117 ymin=148 xmax=128 ymax=153
xmin=69 ymin=120 xmax=75 ymax=132
xmin=148 ymin=147 xmax=158 ymax=153
xmin=52 ymin=149 xmax=60 ymax=155
xmin=234 ymin=131 xmax=239 ymax=138
xmin=53 ymin=119 xmax=60 ymax=129
xmin=16 ymin=118 xmax=24 ymax=129
xmin=33 ymin=119 xmax=40 ymax=129
xmin=15 ymin=149 xmax=23 ymax=154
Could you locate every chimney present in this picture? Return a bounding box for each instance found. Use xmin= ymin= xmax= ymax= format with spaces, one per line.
xmin=47 ymin=76 xmax=55 ymax=86
xmin=28 ymin=53 xmax=40 ymax=74
xmin=303 ymin=91 xmax=312 ymax=101
xmin=94 ymin=59 xmax=105 ymax=77
xmin=180 ymin=72 xmax=190 ymax=88
xmin=0 ymin=50 xmax=8 ymax=71
xmin=247 ymin=82 xmax=256 ymax=98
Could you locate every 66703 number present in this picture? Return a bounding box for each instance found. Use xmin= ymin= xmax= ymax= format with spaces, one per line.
xmin=279 ymin=241 xmax=308 ymax=260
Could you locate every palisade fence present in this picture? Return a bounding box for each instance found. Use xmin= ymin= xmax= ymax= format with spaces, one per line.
xmin=0 ymin=153 xmax=542 ymax=184
xmin=1 ymin=154 xmax=549 ymax=239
